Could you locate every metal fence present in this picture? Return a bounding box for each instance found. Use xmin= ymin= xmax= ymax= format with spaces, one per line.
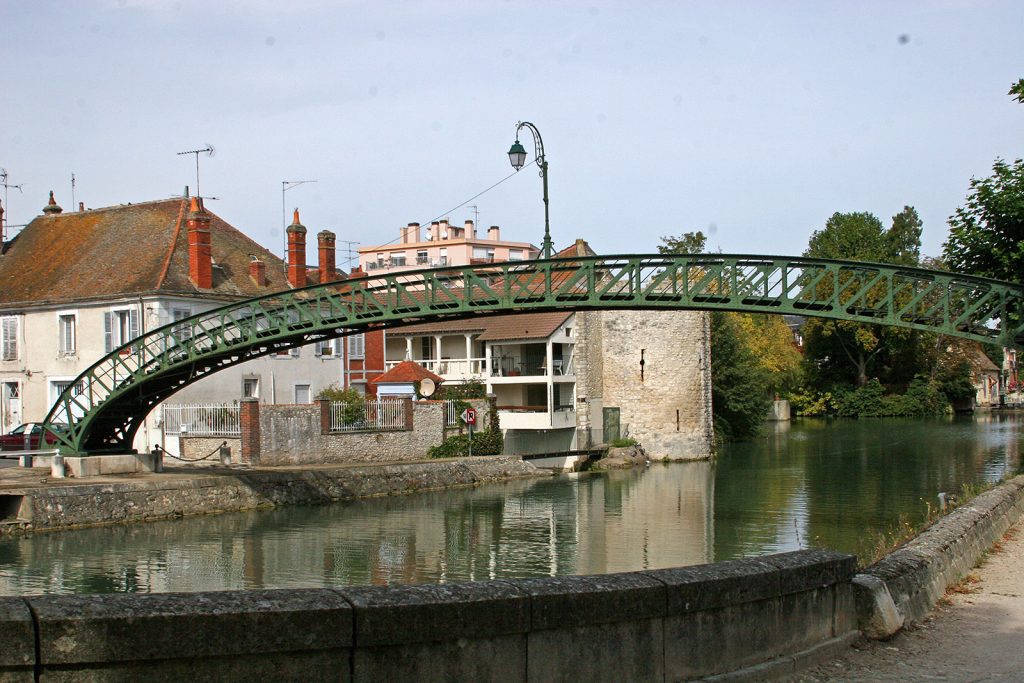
xmin=444 ymin=399 xmax=460 ymax=426
xmin=162 ymin=404 xmax=240 ymax=436
xmin=329 ymin=398 xmax=407 ymax=432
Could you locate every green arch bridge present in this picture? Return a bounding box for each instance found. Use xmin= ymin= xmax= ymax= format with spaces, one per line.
xmin=45 ymin=254 xmax=1024 ymax=454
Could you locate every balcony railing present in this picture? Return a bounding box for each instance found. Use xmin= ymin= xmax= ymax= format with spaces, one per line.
xmin=497 ymin=406 xmax=576 ymax=430
xmin=385 ymin=358 xmax=487 ymax=378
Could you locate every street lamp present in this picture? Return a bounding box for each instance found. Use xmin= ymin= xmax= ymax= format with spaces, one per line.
xmin=507 ymin=121 xmax=553 ymax=258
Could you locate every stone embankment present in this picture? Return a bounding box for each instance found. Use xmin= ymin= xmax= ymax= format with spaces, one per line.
xmin=590 ymin=444 xmax=649 ymax=470
xmin=853 ymin=473 xmax=1024 ymax=638
xmin=0 ymin=456 xmax=545 ymax=535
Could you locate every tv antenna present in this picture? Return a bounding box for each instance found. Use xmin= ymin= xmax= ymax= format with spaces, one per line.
xmin=468 ymin=204 xmax=480 ymax=232
xmin=1 ymin=168 xmax=24 ymax=242
xmin=71 ymin=173 xmax=76 ymax=210
xmin=177 ymin=144 xmax=215 ymax=198
xmin=340 ymin=239 xmax=360 ymax=270
xmin=281 ymin=179 xmax=317 ymax=262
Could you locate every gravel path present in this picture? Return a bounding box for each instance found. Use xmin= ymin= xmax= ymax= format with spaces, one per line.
xmin=788 ymin=524 xmax=1024 ymax=682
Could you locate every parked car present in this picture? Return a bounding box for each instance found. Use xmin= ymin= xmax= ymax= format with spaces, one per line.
xmin=0 ymin=423 xmax=68 ymax=451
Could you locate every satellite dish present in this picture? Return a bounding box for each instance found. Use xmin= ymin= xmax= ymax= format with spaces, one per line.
xmin=419 ymin=378 xmax=436 ymax=398
xmin=426 ymin=233 xmax=433 ymax=240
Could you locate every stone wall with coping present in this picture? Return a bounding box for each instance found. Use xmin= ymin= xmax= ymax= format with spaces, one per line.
xmin=1 ymin=456 xmax=543 ymax=533
xmin=172 ymin=436 xmax=241 ymax=465
xmin=0 ymin=549 xmax=857 ymax=682
xmin=854 ymin=473 xmax=1024 ymax=638
xmin=248 ymin=398 xmax=491 ymax=466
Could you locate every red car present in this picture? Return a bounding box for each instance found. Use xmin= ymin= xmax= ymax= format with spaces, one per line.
xmin=0 ymin=423 xmax=68 ymax=451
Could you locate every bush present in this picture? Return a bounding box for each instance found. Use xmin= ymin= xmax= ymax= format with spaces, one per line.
xmin=435 ymin=379 xmax=487 ymax=400
xmin=793 ymin=376 xmax=950 ymax=418
xmin=315 ymin=384 xmax=365 ymax=424
xmin=428 ymin=428 xmax=503 ymax=458
xmin=610 ymin=437 xmax=638 ymax=448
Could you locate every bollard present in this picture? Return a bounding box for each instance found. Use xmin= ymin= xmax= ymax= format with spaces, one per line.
xmin=19 ymin=455 xmax=33 ymax=468
xmin=219 ymin=443 xmax=232 ymax=465
xmin=51 ymin=452 xmax=65 ymax=479
xmin=152 ymin=445 xmax=164 ymax=473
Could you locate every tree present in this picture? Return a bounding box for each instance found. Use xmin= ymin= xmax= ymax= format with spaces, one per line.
xmin=657 ymin=230 xmax=706 ymax=255
xmin=802 ymin=209 xmax=925 ymax=387
xmin=942 ymin=158 xmax=1024 ymax=283
xmin=1010 ymin=78 xmax=1024 ymax=104
xmin=710 ymin=312 xmax=772 ymax=441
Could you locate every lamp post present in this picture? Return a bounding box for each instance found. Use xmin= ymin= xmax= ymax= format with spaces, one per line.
xmin=507 ymin=121 xmax=553 ymax=258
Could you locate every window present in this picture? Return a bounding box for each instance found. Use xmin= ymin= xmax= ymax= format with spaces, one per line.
xmin=57 ymin=314 xmax=76 ymax=356
xmin=416 ymin=250 xmax=429 ymax=265
xmin=50 ymin=379 xmax=85 ymax=404
xmin=390 ymin=253 xmax=407 ymax=267
xmin=104 ymin=309 xmax=139 ymax=352
xmin=439 ymin=248 xmax=448 ymax=266
xmin=172 ymin=307 xmax=192 ymax=343
xmin=294 ymin=384 xmax=311 ymax=404
xmin=420 ymin=337 xmax=433 ymax=361
xmin=1 ymin=316 xmax=18 ymax=361
xmin=376 ymin=253 xmax=385 ymax=268
xmin=348 ymin=333 xmax=365 ymax=359
xmin=316 ymin=339 xmax=335 ymax=356
xmin=242 ymin=377 xmax=259 ymax=399
xmin=472 ymin=247 xmax=495 ymax=262
xmin=509 ymin=250 xmax=524 ymax=261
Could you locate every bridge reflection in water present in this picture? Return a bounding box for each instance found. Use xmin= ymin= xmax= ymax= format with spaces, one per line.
xmin=0 ymin=414 xmax=1020 ymax=596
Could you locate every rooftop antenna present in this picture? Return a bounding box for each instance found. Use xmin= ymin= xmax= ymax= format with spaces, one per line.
xmin=70 ymin=173 xmax=76 ymax=211
xmin=468 ymin=204 xmax=480 ymax=233
xmin=177 ymin=144 xmax=215 ymax=198
xmin=1 ymin=168 xmax=24 ymax=242
xmin=340 ymin=239 xmax=360 ymax=270
xmin=281 ymin=179 xmax=317 ymax=264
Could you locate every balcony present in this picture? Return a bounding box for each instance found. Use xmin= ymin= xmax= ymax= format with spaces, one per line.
xmin=498 ymin=406 xmax=576 ymax=430
xmin=490 ymin=355 xmax=573 ymax=378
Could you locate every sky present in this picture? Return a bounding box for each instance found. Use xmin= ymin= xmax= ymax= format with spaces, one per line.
xmin=2 ymin=0 xmax=1022 ymax=272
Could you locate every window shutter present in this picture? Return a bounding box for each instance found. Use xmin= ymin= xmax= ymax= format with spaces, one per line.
xmin=104 ymin=312 xmax=113 ymax=352
xmin=1 ymin=317 xmax=17 ymax=361
xmin=129 ymin=309 xmax=140 ymax=339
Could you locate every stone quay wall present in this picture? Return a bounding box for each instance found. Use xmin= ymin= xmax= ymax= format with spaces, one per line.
xmin=0 ymin=549 xmax=857 ymax=682
xmin=0 ymin=457 xmax=543 ymax=534
xmin=854 ymin=473 xmax=1024 ymax=638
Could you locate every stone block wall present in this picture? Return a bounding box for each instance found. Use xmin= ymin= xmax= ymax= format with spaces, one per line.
xmin=589 ymin=310 xmax=712 ymax=460
xmin=245 ymin=398 xmax=492 ymax=466
xmin=0 ymin=549 xmax=858 ymax=682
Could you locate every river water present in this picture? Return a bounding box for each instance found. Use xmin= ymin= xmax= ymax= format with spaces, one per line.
xmin=1 ymin=413 xmax=1020 ymax=596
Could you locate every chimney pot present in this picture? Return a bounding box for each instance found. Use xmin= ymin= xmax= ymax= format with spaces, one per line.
xmin=187 ymin=197 xmax=213 ymax=288
xmin=42 ymin=190 xmax=63 ymax=215
xmin=78 ymin=201 xmax=85 ymax=212
xmin=318 ymin=229 xmax=336 ymax=283
xmin=287 ymin=208 xmax=307 ymax=288
xmin=488 ymin=225 xmax=501 ymax=241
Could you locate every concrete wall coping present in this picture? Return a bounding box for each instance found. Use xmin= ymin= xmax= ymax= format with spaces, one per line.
xmin=0 ymin=549 xmax=856 ymax=680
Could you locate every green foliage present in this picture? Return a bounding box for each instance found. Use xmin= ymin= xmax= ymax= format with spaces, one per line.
xmin=802 ymin=208 xmax=927 ymax=388
xmin=657 ymin=230 xmax=706 ymax=255
xmin=610 ymin=437 xmax=638 ymax=448
xmin=1010 ymin=78 xmax=1024 ymax=104
xmin=710 ymin=312 xmax=772 ymax=441
xmin=435 ymin=379 xmax=487 ymax=400
xmin=942 ymin=158 xmax=1024 ymax=283
xmin=315 ymin=384 xmax=365 ymax=424
xmin=792 ymin=376 xmax=950 ymax=418
xmin=428 ymin=428 xmax=503 ymax=458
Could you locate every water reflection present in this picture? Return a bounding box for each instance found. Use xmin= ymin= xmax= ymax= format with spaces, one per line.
xmin=0 ymin=414 xmax=1020 ymax=595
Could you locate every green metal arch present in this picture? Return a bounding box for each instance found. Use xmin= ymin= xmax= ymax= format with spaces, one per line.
xmin=44 ymin=254 xmax=1024 ymax=454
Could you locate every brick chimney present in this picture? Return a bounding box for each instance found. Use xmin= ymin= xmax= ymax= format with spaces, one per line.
xmin=488 ymin=225 xmax=500 ymax=241
xmin=287 ymin=208 xmax=307 ymax=288
xmin=187 ymin=197 xmax=213 ymax=289
xmin=42 ymin=190 xmax=63 ymax=215
xmin=249 ymin=258 xmax=266 ymax=286
xmin=318 ymin=229 xmax=336 ymax=283
xmin=464 ymin=220 xmax=475 ymax=239
xmin=407 ymin=222 xmax=421 ymax=243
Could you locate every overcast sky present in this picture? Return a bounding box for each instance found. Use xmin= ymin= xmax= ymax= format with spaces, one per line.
xmin=2 ymin=0 xmax=1021 ymax=271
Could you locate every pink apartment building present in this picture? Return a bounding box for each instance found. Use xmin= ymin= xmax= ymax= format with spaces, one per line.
xmin=357 ymin=219 xmax=539 ymax=273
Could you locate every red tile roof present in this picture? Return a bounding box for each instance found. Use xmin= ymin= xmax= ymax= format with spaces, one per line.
xmin=0 ymin=197 xmax=339 ymax=308
xmin=370 ymin=360 xmax=444 ymax=385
